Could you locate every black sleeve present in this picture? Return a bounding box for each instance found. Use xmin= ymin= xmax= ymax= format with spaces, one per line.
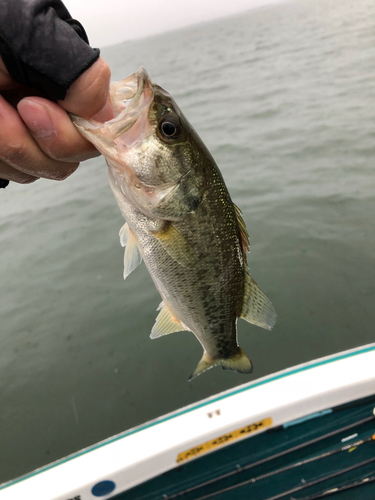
xmin=0 ymin=0 xmax=100 ymax=101
xmin=0 ymin=0 xmax=100 ymax=189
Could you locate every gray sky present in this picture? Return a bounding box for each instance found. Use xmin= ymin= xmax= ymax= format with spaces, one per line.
xmin=63 ymin=0 xmax=286 ymax=47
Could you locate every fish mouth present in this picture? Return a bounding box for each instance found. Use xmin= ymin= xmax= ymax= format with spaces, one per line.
xmin=109 ymin=67 xmax=154 ymax=139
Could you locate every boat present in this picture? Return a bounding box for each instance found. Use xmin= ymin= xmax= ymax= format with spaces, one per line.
xmin=1 ymin=343 xmax=374 ymax=500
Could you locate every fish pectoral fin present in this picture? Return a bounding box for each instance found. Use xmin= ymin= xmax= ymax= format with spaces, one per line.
xmin=189 ymin=348 xmax=253 ymax=381
xmin=119 ymin=222 xmax=130 ymax=247
xmin=151 ymin=223 xmax=198 ymax=267
xmin=123 ymin=229 xmax=142 ymax=279
xmin=150 ymin=302 xmax=188 ymax=339
xmin=240 ymin=266 xmax=276 ymax=330
xmin=233 ymin=204 xmax=250 ymax=254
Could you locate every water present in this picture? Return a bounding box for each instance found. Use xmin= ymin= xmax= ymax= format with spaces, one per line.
xmin=1 ymin=0 xmax=374 ymax=484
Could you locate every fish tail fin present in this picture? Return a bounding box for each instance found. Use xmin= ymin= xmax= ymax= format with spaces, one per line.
xmin=189 ymin=348 xmax=253 ymax=381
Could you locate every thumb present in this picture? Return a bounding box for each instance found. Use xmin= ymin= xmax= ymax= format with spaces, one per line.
xmin=58 ymin=57 xmax=113 ymax=122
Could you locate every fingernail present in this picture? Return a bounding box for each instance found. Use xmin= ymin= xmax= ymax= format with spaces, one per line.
xmin=91 ymin=99 xmax=113 ymax=123
xmin=17 ymin=99 xmax=55 ymax=138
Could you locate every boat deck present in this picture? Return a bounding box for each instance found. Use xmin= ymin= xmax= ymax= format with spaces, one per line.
xmin=116 ymin=395 xmax=375 ymax=500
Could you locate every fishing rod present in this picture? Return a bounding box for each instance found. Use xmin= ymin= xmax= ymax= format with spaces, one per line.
xmin=265 ymin=456 xmax=375 ymax=500
xmin=164 ymin=413 xmax=374 ymax=499
xmin=295 ymin=474 xmax=375 ymax=500
xmin=194 ymin=434 xmax=375 ymax=500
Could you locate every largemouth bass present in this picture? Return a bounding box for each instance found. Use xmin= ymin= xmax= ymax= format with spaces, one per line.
xmin=72 ymin=67 xmax=276 ymax=379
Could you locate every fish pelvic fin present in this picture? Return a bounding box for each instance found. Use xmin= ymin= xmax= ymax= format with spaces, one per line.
xmin=150 ymin=302 xmax=188 ymax=339
xmin=119 ymin=222 xmax=129 ymax=247
xmin=189 ymin=348 xmax=253 ymax=381
xmin=123 ymin=227 xmax=142 ymax=279
xmin=240 ymin=266 xmax=276 ymax=330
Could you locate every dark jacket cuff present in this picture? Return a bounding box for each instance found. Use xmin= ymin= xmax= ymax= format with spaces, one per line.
xmin=0 ymin=0 xmax=100 ymax=100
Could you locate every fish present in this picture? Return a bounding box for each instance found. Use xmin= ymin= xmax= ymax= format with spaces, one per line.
xmin=71 ymin=67 xmax=276 ymax=380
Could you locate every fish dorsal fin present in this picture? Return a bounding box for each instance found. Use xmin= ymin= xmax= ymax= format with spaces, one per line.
xmin=150 ymin=302 xmax=187 ymax=339
xmin=119 ymin=222 xmax=129 ymax=247
xmin=152 ymin=223 xmax=198 ymax=267
xmin=189 ymin=348 xmax=253 ymax=381
xmin=240 ymin=266 xmax=276 ymax=330
xmin=123 ymin=228 xmax=142 ymax=279
xmin=233 ymin=204 xmax=250 ymax=254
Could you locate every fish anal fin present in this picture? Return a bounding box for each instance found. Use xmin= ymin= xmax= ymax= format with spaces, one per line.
xmin=151 ymin=223 xmax=197 ymax=267
xmin=189 ymin=348 xmax=253 ymax=381
xmin=123 ymin=229 xmax=142 ymax=279
xmin=150 ymin=302 xmax=187 ymax=339
xmin=233 ymin=204 xmax=250 ymax=254
xmin=240 ymin=267 xmax=276 ymax=330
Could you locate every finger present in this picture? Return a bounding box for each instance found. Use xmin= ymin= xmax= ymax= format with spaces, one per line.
xmin=0 ymin=160 xmax=39 ymax=184
xmin=0 ymin=96 xmax=79 ymax=181
xmin=58 ymin=57 xmax=113 ymax=122
xmin=17 ymin=97 xmax=100 ymax=163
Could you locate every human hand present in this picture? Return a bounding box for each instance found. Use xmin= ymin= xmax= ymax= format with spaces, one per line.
xmin=0 ymin=56 xmax=113 ymax=184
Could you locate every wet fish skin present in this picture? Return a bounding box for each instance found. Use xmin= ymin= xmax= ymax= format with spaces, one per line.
xmin=71 ymin=67 xmax=276 ymax=379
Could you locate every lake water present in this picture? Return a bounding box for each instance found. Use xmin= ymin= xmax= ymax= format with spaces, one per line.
xmin=1 ymin=0 xmax=374 ymax=483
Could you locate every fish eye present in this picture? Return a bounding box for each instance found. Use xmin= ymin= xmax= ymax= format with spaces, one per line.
xmin=159 ymin=116 xmax=181 ymax=140
xmin=162 ymin=122 xmax=176 ymax=136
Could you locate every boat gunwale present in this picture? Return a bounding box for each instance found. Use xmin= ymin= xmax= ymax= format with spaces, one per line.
xmin=1 ymin=342 xmax=375 ymax=492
